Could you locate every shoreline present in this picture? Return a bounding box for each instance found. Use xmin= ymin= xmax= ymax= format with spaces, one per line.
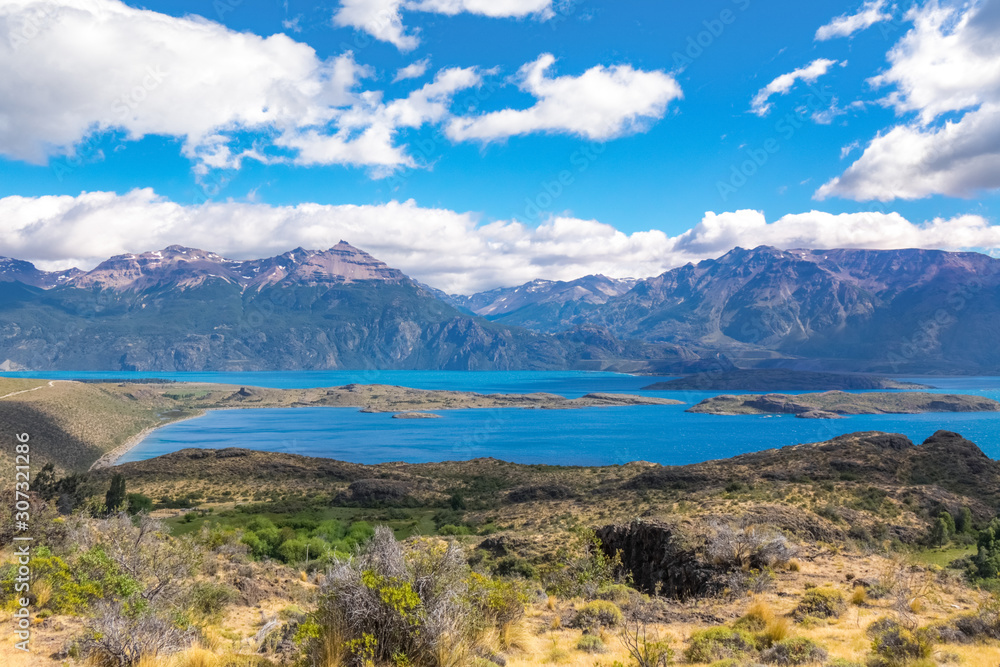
xmin=90 ymin=410 xmax=207 ymax=470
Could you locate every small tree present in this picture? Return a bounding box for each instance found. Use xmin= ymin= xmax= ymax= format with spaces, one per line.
xmin=929 ymin=517 xmax=950 ymax=547
xmin=957 ymin=506 xmax=974 ymax=534
xmin=939 ymin=511 xmax=956 ymax=536
xmin=619 ymin=600 xmax=674 ymax=667
xmin=105 ymin=474 xmax=127 ymax=514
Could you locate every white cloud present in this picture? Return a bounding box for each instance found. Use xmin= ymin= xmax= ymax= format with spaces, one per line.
xmin=819 ymin=0 xmax=1000 ymax=200
xmin=750 ymin=59 xmax=841 ymax=116
xmin=0 ymin=0 xmax=481 ymax=175
xmin=394 ymin=58 xmax=431 ymax=82
xmin=446 ymin=54 xmax=682 ymax=142
xmin=816 ymin=102 xmax=1000 ymax=201
xmin=333 ymin=0 xmax=419 ymax=51
xmin=870 ymin=0 xmax=1000 ymax=124
xmin=275 ymin=66 xmax=481 ymax=171
xmin=672 ymin=209 xmax=1000 ymax=257
xmin=815 ymin=0 xmax=892 ymax=40
xmin=333 ymin=0 xmax=552 ymax=51
xmin=2 ymin=190 xmax=997 ymax=294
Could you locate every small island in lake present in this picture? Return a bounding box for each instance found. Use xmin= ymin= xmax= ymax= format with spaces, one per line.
xmin=688 ymin=391 xmax=1000 ymax=417
xmin=643 ymin=369 xmax=932 ymax=391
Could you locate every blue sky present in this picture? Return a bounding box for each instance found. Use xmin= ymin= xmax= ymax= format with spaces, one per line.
xmin=0 ymin=0 xmax=999 ymax=292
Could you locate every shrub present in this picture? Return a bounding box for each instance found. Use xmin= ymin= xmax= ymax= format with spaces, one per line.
xmin=83 ymin=600 xmax=192 ymax=667
xmin=571 ymin=600 xmax=623 ymax=631
xmin=865 ymin=618 xmax=933 ymax=667
xmin=188 ymin=581 xmax=237 ymax=621
xmin=684 ymin=627 xmax=758 ymax=663
xmin=851 ymin=586 xmax=868 ymax=606
xmin=760 ymin=637 xmax=828 ymax=665
xmin=734 ymin=599 xmax=774 ymax=632
xmin=126 ymin=493 xmax=153 ymax=514
xmin=301 ymin=527 xmax=528 ymax=667
xmin=596 ymin=583 xmax=636 ymax=604
xmin=576 ymin=635 xmax=607 ymax=653
xmin=757 ymin=617 xmax=790 ymax=648
xmin=619 ymin=599 xmax=675 ymax=667
xmin=707 ymin=522 xmax=796 ymax=570
xmin=793 ymin=587 xmax=846 ymax=620
xmin=542 ymin=528 xmax=626 ymax=598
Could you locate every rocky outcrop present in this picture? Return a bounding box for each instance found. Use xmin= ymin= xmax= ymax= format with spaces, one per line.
xmin=337 ymin=479 xmax=414 ymax=506
xmin=643 ymin=370 xmax=931 ymax=392
xmin=595 ymin=521 xmax=726 ymax=600
xmin=688 ymin=392 xmax=1000 ymax=416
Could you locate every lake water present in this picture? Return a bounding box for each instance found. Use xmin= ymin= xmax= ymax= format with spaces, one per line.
xmin=5 ymin=371 xmax=1000 ymax=466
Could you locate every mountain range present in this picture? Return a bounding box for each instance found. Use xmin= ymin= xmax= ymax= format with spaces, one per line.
xmin=456 ymin=246 xmax=1000 ymax=374
xmin=0 ymin=243 xmax=998 ymax=373
xmin=0 ymin=243 xmax=691 ymax=372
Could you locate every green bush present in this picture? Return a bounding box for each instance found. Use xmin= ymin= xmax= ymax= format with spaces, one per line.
xmin=793 ymin=587 xmax=846 ymax=619
xmin=972 ymin=519 xmax=1000 ymax=581
xmin=760 ymin=637 xmax=828 ymax=665
xmin=684 ymin=626 xmax=758 ymax=663
xmin=493 ymin=555 xmax=537 ymax=579
xmin=596 ymin=583 xmax=636 ymax=604
xmin=570 ymin=600 xmax=623 ymax=631
xmin=188 ymin=581 xmax=237 ymax=620
xmin=541 ymin=528 xmax=625 ymax=598
xmin=576 ymin=635 xmax=607 ymax=653
xmin=300 ymin=528 xmax=529 ymax=667
xmin=865 ymin=618 xmax=933 ymax=667
xmin=126 ymin=493 xmax=153 ymax=514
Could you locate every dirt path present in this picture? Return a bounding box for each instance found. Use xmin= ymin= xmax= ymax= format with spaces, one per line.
xmin=0 ymin=379 xmax=62 ymax=400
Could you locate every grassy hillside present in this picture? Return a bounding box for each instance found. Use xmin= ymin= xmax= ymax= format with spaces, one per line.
xmin=6 ymin=429 xmax=1000 ymax=666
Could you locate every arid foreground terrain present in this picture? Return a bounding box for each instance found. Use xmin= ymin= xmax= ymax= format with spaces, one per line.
xmin=4 ymin=379 xmax=1000 ymax=666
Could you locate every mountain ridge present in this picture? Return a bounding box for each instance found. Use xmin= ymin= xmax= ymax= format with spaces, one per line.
xmin=0 ymin=242 xmax=693 ymax=372
xmin=2 ymin=243 xmax=1000 ymax=373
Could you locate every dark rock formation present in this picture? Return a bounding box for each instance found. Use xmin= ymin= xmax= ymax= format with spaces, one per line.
xmin=337 ymin=479 xmax=414 ymax=506
xmin=595 ymin=521 xmax=726 ymax=600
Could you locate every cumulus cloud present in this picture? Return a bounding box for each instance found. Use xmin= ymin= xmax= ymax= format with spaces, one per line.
xmin=0 ymin=0 xmax=490 ymax=177
xmin=2 ymin=190 xmax=997 ymax=294
xmin=816 ymin=103 xmax=1000 ymax=201
xmin=815 ymin=0 xmax=892 ymax=40
xmin=0 ymin=0 xmax=378 ymax=168
xmin=672 ymin=209 xmax=1000 ymax=256
xmin=275 ymin=66 xmax=481 ymax=170
xmin=0 ymin=1 xmax=675 ymax=177
xmin=819 ymin=0 xmax=1000 ymax=200
xmin=394 ymin=58 xmax=431 ymax=82
xmin=446 ymin=54 xmax=682 ymax=142
xmin=333 ymin=0 xmax=552 ymax=51
xmin=750 ymin=59 xmax=841 ymax=116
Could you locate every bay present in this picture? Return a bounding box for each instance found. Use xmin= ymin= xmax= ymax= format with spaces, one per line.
xmin=20 ymin=370 xmax=991 ymax=466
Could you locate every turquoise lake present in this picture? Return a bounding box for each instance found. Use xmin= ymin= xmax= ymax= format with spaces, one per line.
xmin=5 ymin=371 xmax=1000 ymax=466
